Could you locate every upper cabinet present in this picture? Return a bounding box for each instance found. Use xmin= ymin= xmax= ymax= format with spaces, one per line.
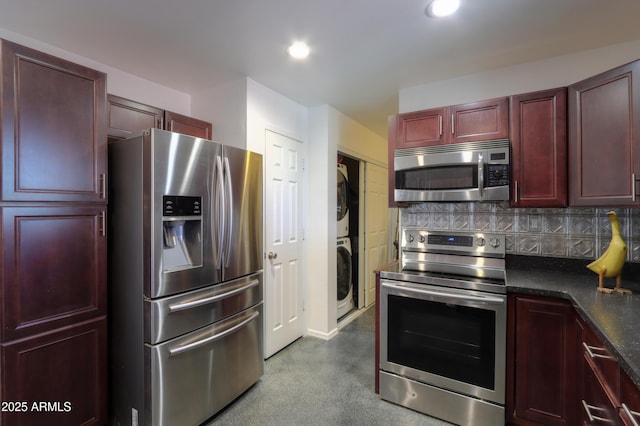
xmin=569 ymin=60 xmax=640 ymax=206
xmin=449 ymin=97 xmax=509 ymax=144
xmin=107 ymin=95 xmax=163 ymax=141
xmin=164 ymin=110 xmax=213 ymax=140
xmin=394 ymin=97 xmax=509 ymax=149
xmin=394 ymin=107 xmax=447 ymax=149
xmin=107 ymin=94 xmax=213 ymax=141
xmin=510 ymin=88 xmax=568 ymax=207
xmin=1 ymin=39 xmax=107 ymax=203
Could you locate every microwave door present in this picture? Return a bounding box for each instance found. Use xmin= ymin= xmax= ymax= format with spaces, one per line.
xmin=395 ymin=151 xmax=482 ymax=202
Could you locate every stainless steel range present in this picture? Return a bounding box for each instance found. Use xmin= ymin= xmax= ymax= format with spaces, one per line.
xmin=379 ymin=228 xmax=507 ymax=426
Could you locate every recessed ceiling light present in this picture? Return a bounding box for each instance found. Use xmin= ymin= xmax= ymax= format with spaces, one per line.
xmin=425 ymin=0 xmax=460 ymax=18
xmin=288 ymin=41 xmax=310 ymax=59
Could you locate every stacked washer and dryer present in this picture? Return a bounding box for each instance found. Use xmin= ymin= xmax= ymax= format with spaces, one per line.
xmin=337 ymin=162 xmax=355 ymax=319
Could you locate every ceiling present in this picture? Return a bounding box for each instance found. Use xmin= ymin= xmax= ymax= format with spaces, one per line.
xmin=1 ymin=0 xmax=640 ymax=138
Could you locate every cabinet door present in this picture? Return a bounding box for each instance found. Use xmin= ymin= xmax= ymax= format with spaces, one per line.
xmin=620 ymin=370 xmax=640 ymax=426
xmin=1 ymin=205 xmax=107 ymax=341
xmin=510 ymin=295 xmax=577 ymax=425
xmin=510 ymin=88 xmax=568 ymax=207
xmin=0 ymin=39 xmax=106 ymax=203
xmin=569 ymin=60 xmax=640 ymax=206
xmin=579 ymin=358 xmax=619 ymax=425
xmin=395 ymin=107 xmax=447 ymax=148
xmin=1 ymin=317 xmax=107 ymax=426
xmin=165 ymin=110 xmax=213 ymax=139
xmin=107 ymin=94 xmax=163 ymax=141
xmin=577 ymin=316 xmax=620 ymax=426
xmin=449 ymin=97 xmax=509 ymax=144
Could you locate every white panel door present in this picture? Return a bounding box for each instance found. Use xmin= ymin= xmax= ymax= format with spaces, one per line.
xmin=264 ymin=130 xmax=304 ymax=358
xmin=364 ymin=163 xmax=389 ymax=306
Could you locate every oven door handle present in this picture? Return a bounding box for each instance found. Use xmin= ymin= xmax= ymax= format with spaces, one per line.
xmin=382 ymin=281 xmax=505 ymax=305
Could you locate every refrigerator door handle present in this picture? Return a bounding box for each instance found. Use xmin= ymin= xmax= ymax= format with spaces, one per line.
xmin=168 ymin=278 xmax=260 ymax=312
xmin=213 ymin=155 xmax=225 ymax=269
xmin=168 ymin=309 xmax=260 ymax=357
xmin=223 ymin=156 xmax=233 ymax=268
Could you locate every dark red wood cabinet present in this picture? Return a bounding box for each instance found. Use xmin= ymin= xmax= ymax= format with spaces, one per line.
xmin=394 ymin=107 xmax=447 ymax=149
xmin=576 ymin=315 xmax=620 ymax=425
xmin=449 ymin=97 xmax=509 ymax=144
xmin=507 ymin=294 xmax=577 ymax=425
xmin=1 ymin=318 xmax=107 ymax=426
xmin=510 ymin=88 xmax=568 ymax=207
xmin=107 ymin=94 xmax=213 ymax=141
xmin=165 ymin=110 xmax=212 ymax=139
xmin=569 ymin=59 xmax=640 ymax=206
xmin=508 ymin=293 xmax=640 ymax=426
xmin=0 ymin=39 xmax=107 ymax=426
xmin=1 ymin=41 xmax=106 ymax=203
xmin=392 ymin=97 xmax=509 ymax=149
xmin=619 ymin=369 xmax=640 ymax=425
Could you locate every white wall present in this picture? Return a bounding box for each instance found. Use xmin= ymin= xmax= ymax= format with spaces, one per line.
xmin=246 ymin=79 xmax=308 ymax=154
xmin=191 ymin=77 xmax=248 ymax=148
xmin=400 ymin=38 xmax=640 ymax=112
xmin=306 ymin=105 xmax=335 ymax=339
xmin=330 ymin=107 xmax=387 ymax=166
xmin=0 ymin=28 xmax=191 ymax=116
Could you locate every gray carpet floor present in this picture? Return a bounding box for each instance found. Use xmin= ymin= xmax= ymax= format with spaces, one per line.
xmin=206 ymin=306 xmax=452 ymax=425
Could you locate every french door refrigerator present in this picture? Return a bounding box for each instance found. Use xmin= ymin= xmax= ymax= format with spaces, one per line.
xmin=108 ymin=128 xmax=263 ymax=426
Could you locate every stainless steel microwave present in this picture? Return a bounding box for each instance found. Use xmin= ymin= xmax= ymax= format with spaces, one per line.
xmin=394 ymin=140 xmax=510 ymax=202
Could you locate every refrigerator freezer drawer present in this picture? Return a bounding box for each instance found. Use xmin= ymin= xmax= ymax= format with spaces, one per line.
xmin=145 ymin=303 xmax=264 ymax=426
xmin=145 ymin=273 xmax=263 ymax=344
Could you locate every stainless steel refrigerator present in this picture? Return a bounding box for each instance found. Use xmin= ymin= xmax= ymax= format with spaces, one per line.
xmin=108 ymin=128 xmax=263 ymax=426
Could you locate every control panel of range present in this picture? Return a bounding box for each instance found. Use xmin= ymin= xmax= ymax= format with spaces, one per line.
xmin=402 ymin=228 xmax=505 ymax=257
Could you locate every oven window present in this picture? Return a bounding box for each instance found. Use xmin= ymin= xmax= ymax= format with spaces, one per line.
xmin=396 ymin=165 xmax=477 ymax=190
xmin=387 ymin=294 xmax=495 ymax=390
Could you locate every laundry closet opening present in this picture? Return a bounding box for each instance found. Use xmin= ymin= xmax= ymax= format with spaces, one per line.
xmin=337 ymin=153 xmax=360 ymax=321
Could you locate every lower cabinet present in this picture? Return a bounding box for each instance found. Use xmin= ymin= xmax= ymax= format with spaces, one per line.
xmin=1 ymin=317 xmax=107 ymax=426
xmin=576 ymin=315 xmax=620 ymax=425
xmin=509 ymin=293 xmax=640 ymax=426
xmin=507 ymin=294 xmax=577 ymax=425
xmin=619 ymin=370 xmax=640 ymax=425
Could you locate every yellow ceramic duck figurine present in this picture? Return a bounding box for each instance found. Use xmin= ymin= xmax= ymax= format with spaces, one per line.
xmin=587 ymin=211 xmax=631 ymax=294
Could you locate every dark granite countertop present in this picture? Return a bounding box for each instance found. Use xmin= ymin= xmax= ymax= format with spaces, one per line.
xmin=380 ymin=256 xmax=640 ymax=389
xmin=506 ymin=255 xmax=640 ymax=389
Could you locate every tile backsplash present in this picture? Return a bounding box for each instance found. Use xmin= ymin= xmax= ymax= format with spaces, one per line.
xmin=401 ymin=203 xmax=640 ymax=263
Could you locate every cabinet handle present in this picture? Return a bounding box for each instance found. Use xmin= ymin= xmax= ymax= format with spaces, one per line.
xmin=633 ymin=173 xmax=637 ymax=202
xmin=622 ymin=403 xmax=640 ymax=426
xmin=439 ymin=115 xmax=443 ymax=136
xmin=99 ymin=173 xmax=106 ymax=199
xmin=451 ymin=115 xmax=455 ymax=135
xmin=99 ymin=211 xmax=106 ymax=237
xmin=583 ymin=342 xmax=614 ymax=360
xmin=514 ymin=180 xmax=519 ymax=203
xmin=582 ymin=400 xmax=614 ymax=424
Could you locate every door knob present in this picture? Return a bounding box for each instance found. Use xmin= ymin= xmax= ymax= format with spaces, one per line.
xmin=268 ymin=252 xmax=278 ymax=260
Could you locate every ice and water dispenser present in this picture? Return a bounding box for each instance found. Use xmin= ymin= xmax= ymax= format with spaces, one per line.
xmin=162 ymin=195 xmax=202 ymax=271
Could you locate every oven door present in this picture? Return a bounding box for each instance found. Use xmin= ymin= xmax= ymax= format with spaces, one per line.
xmin=380 ymin=279 xmax=506 ymax=404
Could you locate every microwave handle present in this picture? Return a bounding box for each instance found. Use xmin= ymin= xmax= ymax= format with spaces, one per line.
xmin=478 ymin=153 xmax=484 ymax=197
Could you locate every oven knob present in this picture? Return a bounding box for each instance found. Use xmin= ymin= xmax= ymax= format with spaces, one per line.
xmin=476 ymin=237 xmax=486 ymax=247
xmin=407 ymin=234 xmax=414 ymax=243
xmin=490 ymin=238 xmax=501 ymax=248
xmin=418 ymin=235 xmax=425 ymax=243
